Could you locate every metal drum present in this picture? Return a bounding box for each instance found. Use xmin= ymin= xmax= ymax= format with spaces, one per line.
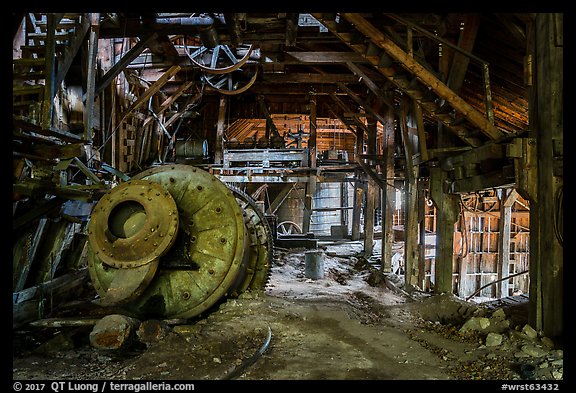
xmin=87 ymin=164 xmax=271 ymax=319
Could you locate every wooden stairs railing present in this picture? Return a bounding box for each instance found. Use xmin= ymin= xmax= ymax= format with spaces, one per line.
xmin=13 ymin=13 xmax=89 ymax=135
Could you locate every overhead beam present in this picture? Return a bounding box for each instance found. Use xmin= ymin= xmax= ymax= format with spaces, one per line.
xmin=446 ymin=14 xmax=480 ymax=95
xmin=284 ymin=51 xmax=367 ymax=64
xmin=345 ymin=62 xmax=396 ymax=111
xmin=336 ymin=13 xmax=505 ymax=141
xmin=95 ymin=33 xmax=160 ymax=96
xmin=337 ymin=83 xmax=388 ymax=126
xmin=122 ymin=65 xmax=181 ymax=117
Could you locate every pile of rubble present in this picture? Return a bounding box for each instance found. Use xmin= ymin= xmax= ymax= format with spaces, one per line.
xmin=409 ymin=292 xmax=563 ymax=381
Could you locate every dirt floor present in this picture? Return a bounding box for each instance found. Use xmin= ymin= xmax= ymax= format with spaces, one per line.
xmin=12 ymin=240 xmax=565 ymax=385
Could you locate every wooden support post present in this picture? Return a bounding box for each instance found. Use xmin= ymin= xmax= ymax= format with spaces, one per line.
xmin=366 ymin=116 xmax=377 ymax=156
xmin=95 ymin=33 xmax=159 ymax=96
xmin=214 ymin=96 xmax=226 ymax=164
xmin=526 ymin=14 xmax=563 ymax=338
xmin=364 ymin=178 xmax=376 ymax=256
xmin=413 ymin=101 xmax=429 ymax=162
xmin=84 ymin=13 xmax=100 ymax=146
xmin=417 ymin=178 xmax=427 ymax=289
xmin=399 ymin=101 xmax=419 ymax=289
xmin=309 ymin=93 xmax=317 ymax=168
xmin=430 ymin=167 xmax=460 ymax=294
xmin=380 ymin=105 xmax=395 ymax=273
xmin=403 ymin=170 xmax=419 ymax=290
xmin=351 ymin=172 xmax=363 ymax=241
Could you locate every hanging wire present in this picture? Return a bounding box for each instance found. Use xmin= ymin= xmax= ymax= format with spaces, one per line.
xmin=554 ymin=185 xmax=563 ymax=246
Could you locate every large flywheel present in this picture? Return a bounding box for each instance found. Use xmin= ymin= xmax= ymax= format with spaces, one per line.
xmin=87 ymin=164 xmax=271 ymax=319
xmin=183 ymin=36 xmax=259 ymax=95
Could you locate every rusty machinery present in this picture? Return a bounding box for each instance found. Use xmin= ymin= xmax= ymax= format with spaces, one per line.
xmin=86 ymin=164 xmax=272 ymax=319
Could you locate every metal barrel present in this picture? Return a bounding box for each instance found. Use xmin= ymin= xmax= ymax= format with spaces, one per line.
xmin=174 ymin=139 xmax=208 ymax=158
xmin=304 ymin=250 xmax=324 ymax=279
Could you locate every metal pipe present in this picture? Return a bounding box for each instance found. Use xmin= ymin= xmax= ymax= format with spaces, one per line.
xmin=155 ymin=16 xmax=215 ymax=26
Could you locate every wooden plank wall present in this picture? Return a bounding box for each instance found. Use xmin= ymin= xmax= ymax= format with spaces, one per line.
xmin=399 ymin=190 xmax=530 ymax=298
xmin=451 ymin=200 xmax=530 ymax=300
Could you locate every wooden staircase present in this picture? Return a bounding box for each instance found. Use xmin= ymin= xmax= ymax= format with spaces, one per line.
xmin=311 ymin=13 xmax=506 ymax=148
xmin=13 ymin=13 xmax=89 ymax=132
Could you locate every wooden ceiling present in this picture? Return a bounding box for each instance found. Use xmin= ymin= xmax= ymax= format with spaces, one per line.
xmin=96 ymin=12 xmax=529 ymax=145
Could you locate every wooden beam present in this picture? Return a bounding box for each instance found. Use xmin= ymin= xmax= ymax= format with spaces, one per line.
xmin=430 ymin=167 xmax=460 ymax=294
xmin=345 ymin=62 xmax=396 ymax=111
xmin=356 ymin=158 xmax=387 ymax=191
xmin=142 ymin=83 xmax=197 ymax=128
xmin=380 ymin=104 xmax=395 ymax=273
xmin=13 ymin=218 xmax=48 ymax=292
xmin=528 ymin=13 xmax=563 ymax=338
xmin=285 ymin=13 xmax=299 ymax=47
xmin=413 ymin=99 xmax=429 ymax=162
xmin=338 ymin=13 xmax=505 ymax=141
xmin=122 ymin=65 xmax=181 ymax=118
xmin=329 ymin=93 xmax=364 ymax=133
xmin=55 ymin=14 xmax=91 ymax=90
xmin=40 ymin=14 xmax=62 ymax=129
xmin=13 ymin=269 xmax=89 ymax=329
xmin=95 ymin=33 xmax=159 ymax=96
xmin=284 ymin=51 xmax=367 ymax=64
xmin=337 ymin=83 xmax=389 ymax=126
xmin=84 ymin=13 xmax=100 ymax=144
xmin=449 ymin=166 xmax=515 ymax=193
xmin=214 ymin=96 xmax=226 ymax=164
xmin=363 ymin=179 xmax=376 ymax=255
xmin=399 ymin=100 xmax=420 ymax=289
xmin=446 ymin=14 xmax=480 ymax=95
xmin=266 ymin=183 xmax=297 ymax=214
xmin=351 ymin=171 xmax=363 ymax=241
xmin=302 ymin=174 xmax=317 ymax=234
xmin=309 ymin=93 xmax=318 ymax=168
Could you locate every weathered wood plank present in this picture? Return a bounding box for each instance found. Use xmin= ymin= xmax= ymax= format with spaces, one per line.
xmin=13 ymin=269 xmax=89 ymax=329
